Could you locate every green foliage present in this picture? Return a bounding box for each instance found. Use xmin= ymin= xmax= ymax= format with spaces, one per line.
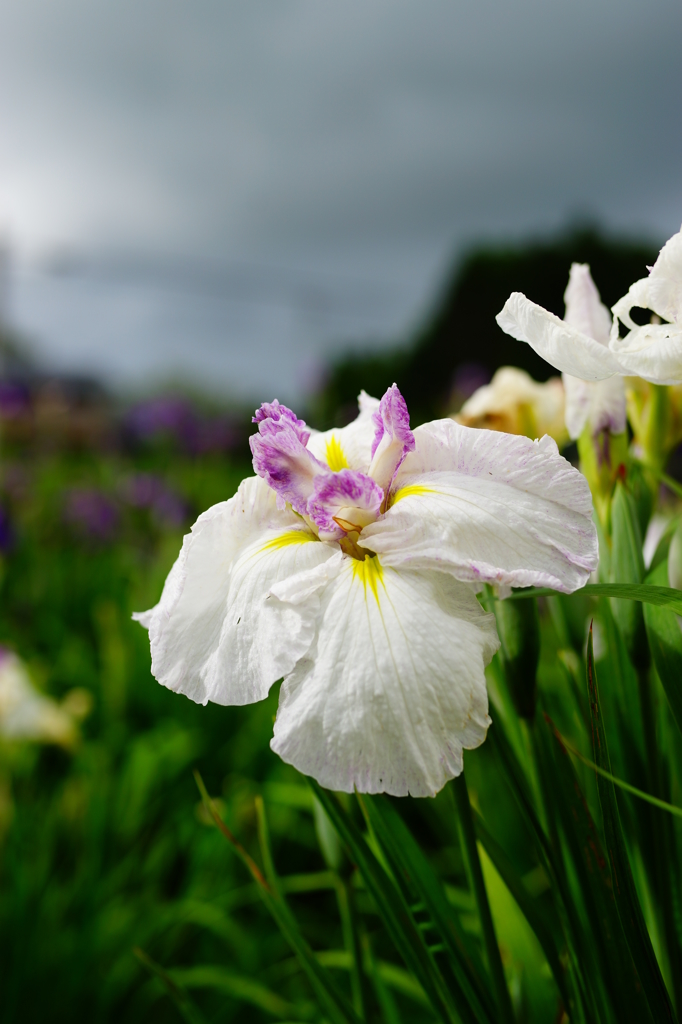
xmin=2 ymin=409 xmax=682 ymax=1024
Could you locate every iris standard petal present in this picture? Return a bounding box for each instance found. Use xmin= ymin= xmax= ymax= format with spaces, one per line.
xmin=608 ymin=325 xmax=682 ymax=385
xmin=307 ymin=391 xmax=379 ymax=472
xmin=612 ymin=226 xmax=682 ymax=332
xmin=563 ymin=263 xmax=612 ymax=343
xmin=563 ymin=372 xmax=627 ymax=440
xmin=497 ymin=292 xmax=624 ymax=379
xmin=360 ymin=419 xmax=598 ymax=593
xmin=269 ymin=555 xmax=498 ymax=797
xmin=134 ymin=476 xmax=334 ymax=706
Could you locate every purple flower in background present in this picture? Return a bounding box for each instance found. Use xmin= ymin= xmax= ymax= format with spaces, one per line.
xmin=125 ymin=397 xmax=240 ymax=455
xmin=0 ymin=381 xmax=31 ymax=420
xmin=0 ymin=505 xmax=14 ymax=551
xmin=63 ymin=488 xmax=119 ymax=542
xmin=122 ymin=473 xmax=188 ymax=528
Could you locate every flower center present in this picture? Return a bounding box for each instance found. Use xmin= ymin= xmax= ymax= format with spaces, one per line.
xmin=249 ymin=383 xmax=415 ymax=558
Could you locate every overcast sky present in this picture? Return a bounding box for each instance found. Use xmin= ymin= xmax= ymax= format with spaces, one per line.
xmin=0 ymin=1 xmax=681 ymax=400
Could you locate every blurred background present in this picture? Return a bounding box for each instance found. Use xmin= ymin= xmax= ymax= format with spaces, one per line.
xmin=0 ymin=2 xmax=681 ymax=1021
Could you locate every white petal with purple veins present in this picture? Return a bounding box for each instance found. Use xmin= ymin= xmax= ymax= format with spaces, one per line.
xmin=608 ymin=320 xmax=682 ymax=385
xmin=368 ymin=383 xmax=416 ymax=493
xmin=135 ymin=477 xmax=334 ymax=706
xmin=307 ymin=469 xmax=384 ymax=540
xmin=250 ymin=423 xmax=328 ymax=514
xmin=563 ymin=373 xmax=626 ymax=440
xmin=270 ymin=555 xmax=498 ymax=797
xmin=360 ymin=419 xmax=598 ymax=593
xmin=497 ymin=292 xmax=624 ymax=379
xmin=563 ymin=263 xmax=612 ymax=343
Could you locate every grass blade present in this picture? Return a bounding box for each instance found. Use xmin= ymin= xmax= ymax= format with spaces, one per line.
xmin=359 ymin=793 xmax=496 ymax=1024
xmin=497 ymin=583 xmax=682 ymax=614
xmin=193 ymin=771 xmax=362 ymax=1024
xmin=165 ymin=965 xmax=301 ymax=1019
xmin=541 ymin=714 xmax=655 ymax=1024
xmin=644 ymin=561 xmax=682 ymax=738
xmin=585 ymin=625 xmax=678 ymax=1023
xmin=308 ymin=778 xmax=461 ymax=1024
xmin=472 ymin=808 xmax=571 ymax=1011
xmin=133 ymin=947 xmax=208 ymax=1024
xmin=450 ymin=774 xmax=515 ymax=1024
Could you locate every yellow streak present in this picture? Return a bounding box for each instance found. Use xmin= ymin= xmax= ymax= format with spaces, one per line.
xmin=260 ymin=530 xmax=315 ymax=552
xmin=352 ymin=554 xmax=384 ymax=603
xmin=391 ymin=484 xmax=434 ymax=505
xmin=325 ymin=434 xmax=348 ymax=471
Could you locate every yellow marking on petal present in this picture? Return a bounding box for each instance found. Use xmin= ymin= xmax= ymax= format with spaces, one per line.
xmin=260 ymin=530 xmax=316 ymax=552
xmin=325 ymin=434 xmax=348 ymax=471
xmin=391 ymin=484 xmax=434 ymax=505
xmin=352 ymin=554 xmax=384 ymax=603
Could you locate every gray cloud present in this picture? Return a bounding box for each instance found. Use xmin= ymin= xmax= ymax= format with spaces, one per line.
xmin=0 ymin=0 xmax=680 ymax=398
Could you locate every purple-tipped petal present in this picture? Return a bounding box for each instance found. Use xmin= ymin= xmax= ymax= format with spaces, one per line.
xmin=250 ymin=425 xmax=327 ymax=514
xmin=370 ymin=383 xmax=415 ymax=458
xmin=253 ymin=400 xmax=310 ymax=444
xmin=369 ymin=384 xmax=416 ymax=493
xmin=307 ymin=469 xmax=384 ymax=539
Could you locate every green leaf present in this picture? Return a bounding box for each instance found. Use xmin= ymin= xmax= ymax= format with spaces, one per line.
xmin=610 ymin=482 xmax=648 ymax=668
xmin=134 ymin=947 xmax=208 ymax=1024
xmin=586 ymin=626 xmax=677 ymax=1023
xmin=559 ymin=737 xmax=682 ymax=819
xmin=540 ymin=714 xmax=655 ymax=1023
xmin=644 ymin=561 xmax=682 ymax=738
xmin=450 ymin=774 xmax=515 ymax=1024
xmin=309 ymin=779 xmax=462 ymax=1024
xmin=359 ymin=793 xmax=496 ymax=1024
xmin=166 ymin=965 xmax=302 ymax=1019
xmin=498 ymin=583 xmax=682 ymax=615
xmin=484 ymin=721 xmax=596 ymax=1021
xmin=472 ymin=809 xmax=571 ymax=1011
xmin=193 ymin=772 xmax=361 ymax=1024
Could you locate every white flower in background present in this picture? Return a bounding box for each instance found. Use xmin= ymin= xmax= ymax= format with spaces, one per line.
xmin=0 ymin=648 xmax=82 ymax=747
xmin=496 ymin=264 xmax=626 ymax=441
xmin=610 ymin=226 xmax=682 ymax=384
xmin=135 ymin=385 xmax=597 ymax=797
xmin=456 ymin=366 xmax=567 ymax=446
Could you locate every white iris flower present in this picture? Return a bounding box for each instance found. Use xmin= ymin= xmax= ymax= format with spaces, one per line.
xmin=135 ymin=385 xmax=597 ymax=797
xmin=610 ymin=225 xmax=682 ymax=384
xmin=456 ymin=366 xmax=567 ymax=446
xmin=496 ymin=264 xmax=626 ymax=441
xmin=0 ymin=648 xmax=83 ymax=748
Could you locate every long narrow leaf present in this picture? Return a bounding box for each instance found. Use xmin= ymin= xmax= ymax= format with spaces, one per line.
xmin=541 ymin=715 xmax=655 ymax=1024
xmin=166 ymin=965 xmax=302 ymax=1019
xmin=359 ymin=793 xmax=497 ymax=1024
xmin=193 ymin=772 xmax=362 ymax=1024
xmin=644 ymin=561 xmax=682 ymax=738
xmin=133 ymin=947 xmax=208 ymax=1024
xmin=557 ymin=734 xmax=682 ymax=818
xmin=585 ymin=627 xmax=677 ymax=1023
xmin=497 ymin=583 xmax=682 ymax=614
xmin=472 ymin=809 xmax=570 ymax=1011
xmin=309 ymin=778 xmax=462 ymax=1024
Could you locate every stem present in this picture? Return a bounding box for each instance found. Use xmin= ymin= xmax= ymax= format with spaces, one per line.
xmin=452 ymin=773 xmax=515 ymax=1024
